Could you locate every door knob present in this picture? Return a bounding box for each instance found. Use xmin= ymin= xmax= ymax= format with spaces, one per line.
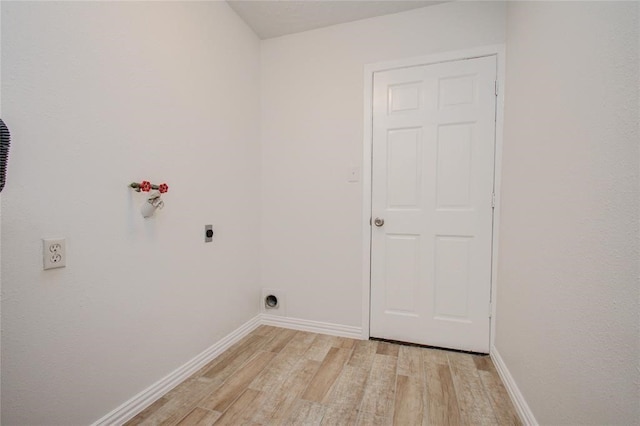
xmin=374 ymin=217 xmax=385 ymax=227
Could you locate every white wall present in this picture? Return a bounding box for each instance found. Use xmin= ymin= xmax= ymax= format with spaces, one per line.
xmin=1 ymin=2 xmax=260 ymax=424
xmin=496 ymin=2 xmax=639 ymax=424
xmin=260 ymin=1 xmax=506 ymax=327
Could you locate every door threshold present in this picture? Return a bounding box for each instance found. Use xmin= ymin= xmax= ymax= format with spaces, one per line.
xmin=369 ymin=337 xmax=488 ymax=356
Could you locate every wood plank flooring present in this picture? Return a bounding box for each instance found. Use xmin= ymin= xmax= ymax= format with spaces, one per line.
xmin=125 ymin=326 xmax=520 ymax=426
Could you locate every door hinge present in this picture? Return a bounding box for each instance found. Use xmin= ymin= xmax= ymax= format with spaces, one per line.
xmin=491 ymin=193 xmax=496 ymax=209
xmin=494 ymin=80 xmax=498 ymax=97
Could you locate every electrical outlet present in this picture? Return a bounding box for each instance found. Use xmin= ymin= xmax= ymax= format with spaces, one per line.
xmin=43 ymin=238 xmax=66 ymax=270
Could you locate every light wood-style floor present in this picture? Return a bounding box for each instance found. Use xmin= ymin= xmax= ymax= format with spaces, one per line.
xmin=125 ymin=326 xmax=521 ymax=426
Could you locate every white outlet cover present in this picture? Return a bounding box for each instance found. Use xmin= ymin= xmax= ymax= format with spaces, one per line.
xmin=43 ymin=238 xmax=66 ymax=270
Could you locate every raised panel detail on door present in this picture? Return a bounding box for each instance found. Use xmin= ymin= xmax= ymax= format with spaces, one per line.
xmin=388 ymin=83 xmax=421 ymax=113
xmin=370 ymin=55 xmax=496 ymax=353
xmin=387 ymin=128 xmax=421 ymax=208
xmin=434 ymin=236 xmax=472 ymax=321
xmin=439 ymin=74 xmax=476 ymax=107
xmin=437 ymin=124 xmax=473 ymax=209
xmin=384 ymin=234 xmax=420 ymax=316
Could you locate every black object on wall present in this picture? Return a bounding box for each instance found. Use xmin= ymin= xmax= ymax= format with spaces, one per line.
xmin=0 ymin=118 xmax=10 ymax=193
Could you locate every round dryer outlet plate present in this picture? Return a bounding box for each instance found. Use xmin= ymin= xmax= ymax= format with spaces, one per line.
xmin=265 ymin=295 xmax=279 ymax=309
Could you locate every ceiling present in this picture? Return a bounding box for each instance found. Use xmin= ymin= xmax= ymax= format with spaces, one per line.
xmin=226 ymin=0 xmax=446 ymax=39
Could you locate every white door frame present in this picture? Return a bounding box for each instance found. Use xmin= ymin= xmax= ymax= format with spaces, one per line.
xmin=361 ymin=45 xmax=506 ymax=348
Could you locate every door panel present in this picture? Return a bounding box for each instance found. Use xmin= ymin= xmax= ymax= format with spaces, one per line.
xmin=387 ymin=128 xmax=422 ymax=208
xmin=436 ymin=124 xmax=473 ymax=208
xmin=434 ymin=235 xmax=472 ymax=320
xmin=385 ymin=234 xmax=420 ymax=315
xmin=370 ymin=56 xmax=497 ymax=353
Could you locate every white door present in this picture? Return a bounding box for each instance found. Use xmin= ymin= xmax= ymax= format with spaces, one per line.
xmin=370 ymin=56 xmax=497 ymax=353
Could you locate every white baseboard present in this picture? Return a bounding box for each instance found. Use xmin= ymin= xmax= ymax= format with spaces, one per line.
xmin=259 ymin=313 xmax=363 ymax=339
xmin=490 ymin=345 xmax=538 ymax=426
xmin=91 ymin=315 xmax=262 ymax=426
xmin=92 ymin=314 xmax=362 ymax=425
